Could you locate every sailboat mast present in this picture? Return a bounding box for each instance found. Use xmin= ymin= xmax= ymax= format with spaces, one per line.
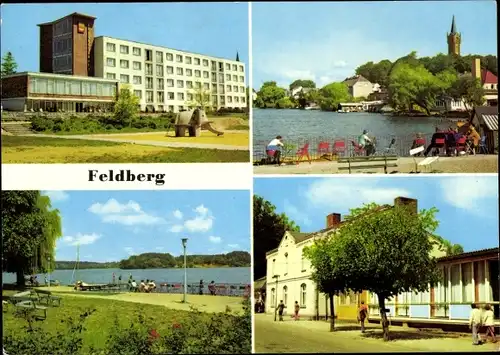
xmin=71 ymin=243 xmax=80 ymax=285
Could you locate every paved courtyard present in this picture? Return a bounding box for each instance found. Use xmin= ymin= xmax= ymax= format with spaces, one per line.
xmin=254 ymin=314 xmax=498 ymax=353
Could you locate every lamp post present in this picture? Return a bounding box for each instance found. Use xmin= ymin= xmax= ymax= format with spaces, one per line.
xmin=47 ymin=256 xmax=51 ymax=291
xmin=182 ymin=238 xmax=188 ymax=303
xmin=273 ymin=274 xmax=279 ymax=321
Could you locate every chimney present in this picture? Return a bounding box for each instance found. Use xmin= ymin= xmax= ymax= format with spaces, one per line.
xmin=472 ymin=58 xmax=481 ymax=81
xmin=326 ymin=213 xmax=341 ymax=228
xmin=394 ymin=197 xmax=418 ymax=214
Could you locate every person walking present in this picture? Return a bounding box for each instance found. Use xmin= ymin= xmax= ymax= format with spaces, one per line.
xmin=470 ymin=303 xmax=482 ymax=345
xmin=199 ymin=279 xmax=204 ymax=295
xmin=277 ymin=300 xmax=285 ymax=321
xmin=483 ymin=304 xmax=497 ymax=343
xmin=358 ymin=301 xmax=368 ymax=333
xmin=294 ymin=301 xmax=300 ymax=321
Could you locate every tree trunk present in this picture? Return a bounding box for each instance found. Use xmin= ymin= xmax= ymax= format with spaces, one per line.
xmin=377 ymin=294 xmax=390 ymax=341
xmin=16 ymin=270 xmax=25 ymax=287
xmin=329 ymin=292 xmax=336 ymax=332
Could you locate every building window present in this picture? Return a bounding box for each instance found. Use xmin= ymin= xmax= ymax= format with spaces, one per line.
xmin=225 ymin=63 xmax=231 ymax=70
xmin=185 ymin=56 xmax=192 ymax=64
xmin=167 ymin=92 xmax=174 ymax=100
xmin=145 ymin=49 xmax=153 ymax=61
xmin=120 ymin=60 xmax=129 ymax=69
xmin=232 ymin=64 xmax=237 ymax=71
xmin=239 ymin=65 xmax=244 ymax=72
xmin=233 ymin=85 xmax=238 ymax=92
xmin=228 ymin=96 xmax=233 ymax=103
xmin=146 ymin=91 xmax=153 ymax=103
xmin=187 ymin=93 xmax=193 ymax=101
xmin=272 ymin=259 xmax=276 ymax=276
xmin=158 ymin=105 xmax=164 ymax=112
xmin=194 ymin=70 xmax=201 ymax=78
xmin=106 ymin=58 xmax=116 ymax=67
xmin=133 ymin=61 xmax=141 ymax=70
xmin=177 ymin=92 xmax=184 ymax=101
xmin=167 ymin=66 xmax=174 ymax=75
xmin=186 ymin=69 xmax=192 ymax=77
xmin=106 ymin=73 xmax=116 ymax=79
xmin=211 ymin=60 xmax=217 ymax=71
xmin=283 ymin=286 xmax=288 ymax=306
xmin=450 ymin=264 xmax=461 ymax=302
xmin=167 ymin=79 xmax=174 ymax=87
xmin=271 ymin=288 xmax=276 ymax=308
xmin=226 ymin=74 xmax=231 ymax=81
xmin=106 ymin=43 xmax=116 ymax=52
xmin=300 ymin=284 xmax=306 ymax=307
xmin=178 ymin=106 xmax=184 ymax=111
xmin=133 ymin=47 xmax=141 ymax=56
xmin=240 ymin=86 xmax=245 ymax=93
xmin=156 ymin=51 xmax=163 ymax=63
xmin=242 ymin=97 xmax=246 ymax=104
xmin=227 ymin=85 xmax=231 ymax=93
xmin=203 ymin=83 xmax=210 ymax=90
xmin=164 ymin=53 xmax=172 ymax=62
xmin=233 ymin=75 xmax=238 ymax=82
xmin=203 ymin=71 xmax=209 ymax=79
xmin=134 ymin=90 xmax=142 ymax=98
xmin=211 ymin=73 xmax=217 ymax=82
xmin=120 ymin=45 xmax=129 ymax=54
xmin=146 ymin=77 xmax=153 ymax=89
xmin=120 ymin=74 xmax=129 ymax=84
xmin=176 ymin=54 xmax=183 ymax=63
xmin=177 ymin=67 xmax=183 ymax=76
xmin=157 ymin=91 xmax=164 ymax=103
xmin=133 ymin=76 xmax=142 ymax=85
xmin=177 ymin=80 xmax=184 ymax=89
xmin=185 ymin=81 xmax=193 ymax=89
xmin=235 ymin=96 xmax=239 ymax=103
xmin=220 ymin=96 xmax=225 ymax=105
xmin=212 ymin=95 xmax=217 ymax=104
xmin=212 ymin=85 xmax=218 ymax=94
xmin=239 ymin=76 xmax=244 ymax=83
xmin=156 ymin=65 xmax=164 ymax=77
xmin=145 ymin=64 xmax=153 ymax=76
xmin=194 ymin=57 xmax=200 ymax=65
xmin=284 ymin=253 xmax=288 ymax=275
xmin=195 ymin=81 xmax=201 ymax=89
xmin=156 ymin=78 xmax=164 ymax=90
xmin=218 ymin=84 xmax=224 ymax=94
xmin=202 ymin=59 xmax=209 ymax=67
xmin=462 ymin=262 xmax=473 ymax=303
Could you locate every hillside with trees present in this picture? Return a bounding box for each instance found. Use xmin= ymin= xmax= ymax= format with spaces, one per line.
xmin=54 ymin=261 xmax=120 ymax=270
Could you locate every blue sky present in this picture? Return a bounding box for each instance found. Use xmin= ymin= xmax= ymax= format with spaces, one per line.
xmin=1 ymin=3 xmax=248 ymax=74
xmin=252 ymin=1 xmax=498 ymax=89
xmin=43 ymin=190 xmax=250 ymax=262
xmin=254 ymin=175 xmax=499 ymax=252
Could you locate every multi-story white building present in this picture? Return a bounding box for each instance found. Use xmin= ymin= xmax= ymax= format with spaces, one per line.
xmin=93 ymin=36 xmax=247 ymax=112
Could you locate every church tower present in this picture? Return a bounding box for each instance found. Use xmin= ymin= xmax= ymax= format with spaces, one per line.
xmin=447 ymin=15 xmax=461 ymax=56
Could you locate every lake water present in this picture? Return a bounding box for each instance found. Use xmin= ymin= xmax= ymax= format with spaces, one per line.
xmin=2 ymin=267 xmax=250 ymax=286
xmin=253 ymin=109 xmax=457 ymax=157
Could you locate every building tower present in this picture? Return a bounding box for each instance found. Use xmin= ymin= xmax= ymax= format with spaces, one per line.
xmin=447 ymin=15 xmax=461 ymax=56
xmin=37 ymin=12 xmax=96 ymax=77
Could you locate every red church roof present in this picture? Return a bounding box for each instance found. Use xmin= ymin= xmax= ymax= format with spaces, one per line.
xmin=481 ymin=69 xmax=498 ymax=84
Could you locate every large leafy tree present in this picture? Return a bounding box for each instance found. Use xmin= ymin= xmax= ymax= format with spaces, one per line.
xmin=1 ymin=51 xmax=18 ymax=76
xmin=289 ymin=79 xmax=316 ymax=91
xmin=319 ymin=82 xmax=351 ymax=111
xmin=253 ymin=195 xmax=300 ymax=279
xmin=328 ymin=202 xmax=442 ymax=341
xmin=2 ymin=191 xmax=62 ymax=286
xmin=449 ymin=76 xmax=485 ymax=117
xmin=255 ymin=81 xmax=287 ymax=108
xmin=355 ymin=59 xmax=392 ymax=87
xmin=303 ymin=238 xmax=348 ymax=332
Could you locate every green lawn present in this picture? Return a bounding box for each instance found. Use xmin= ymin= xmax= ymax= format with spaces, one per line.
xmin=1 ymin=136 xmax=249 ymax=163
xmin=2 ymin=290 xmax=248 ymax=353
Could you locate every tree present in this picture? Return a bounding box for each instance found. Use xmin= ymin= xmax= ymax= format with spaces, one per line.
xmin=186 ymin=86 xmax=212 ymax=110
xmin=2 ymin=191 xmax=62 ymax=286
xmin=318 ymin=82 xmax=351 ymax=111
xmin=253 ymin=195 xmax=300 ymax=279
xmin=449 ymin=76 xmax=485 ymax=117
xmin=355 ymin=60 xmax=392 ymax=87
xmin=114 ymin=85 xmax=140 ymax=126
xmin=329 ymin=202 xmax=442 ymax=341
xmin=255 ymin=81 xmax=287 ymax=108
xmin=1 ymin=51 xmax=18 ymax=76
xmin=289 ymin=79 xmax=316 ymax=91
xmin=303 ymin=238 xmax=348 ymax=332
xmin=275 ymin=96 xmax=294 ymax=109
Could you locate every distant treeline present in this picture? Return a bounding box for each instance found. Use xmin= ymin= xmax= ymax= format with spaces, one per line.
xmin=55 ymin=251 xmax=250 ymax=270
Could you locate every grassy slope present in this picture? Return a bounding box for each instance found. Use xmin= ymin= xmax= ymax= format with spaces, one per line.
xmin=1 ymin=136 xmax=249 ymax=163
xmin=2 ymin=290 xmax=243 ymax=352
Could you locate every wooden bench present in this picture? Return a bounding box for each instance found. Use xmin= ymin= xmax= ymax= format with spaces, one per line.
xmin=35 ymin=289 xmax=61 ymax=306
xmin=338 ymin=155 xmax=399 ymax=174
xmin=14 ymin=297 xmax=48 ymax=319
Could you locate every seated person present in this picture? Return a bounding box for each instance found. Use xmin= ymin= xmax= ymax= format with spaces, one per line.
xmin=139 ymin=280 xmax=147 ymax=292
xmin=424 ymin=131 xmax=447 ymax=157
xmin=148 ymin=280 xmax=156 ymax=292
xmin=130 ymin=280 xmax=138 ymax=292
xmin=266 ymin=136 xmax=284 ymax=165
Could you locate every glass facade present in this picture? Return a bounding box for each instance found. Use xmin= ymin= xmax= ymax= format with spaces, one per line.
xmin=29 ymin=76 xmax=117 ymax=97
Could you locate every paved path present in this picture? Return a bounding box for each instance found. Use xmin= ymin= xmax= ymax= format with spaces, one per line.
xmin=254 ymin=314 xmax=497 ymax=353
xmin=254 ymin=155 xmax=498 ymax=174
xmin=22 ymin=133 xmax=249 ymax=151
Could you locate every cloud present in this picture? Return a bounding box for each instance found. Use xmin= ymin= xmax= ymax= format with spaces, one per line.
xmin=170 ymin=204 xmax=214 ymax=233
xmin=173 ymin=210 xmax=183 ymax=219
xmin=88 ymin=198 xmax=165 ymax=226
xmin=62 ymin=233 xmax=101 ymax=246
xmin=439 ymin=176 xmax=498 ymax=214
xmin=124 ymin=247 xmax=135 ymax=256
xmin=43 ymin=191 xmax=69 ymax=202
xmin=209 ymin=236 xmax=222 ymax=244
xmin=227 ymin=244 xmax=240 ymax=249
xmin=284 ymin=199 xmax=312 ymax=226
xmin=305 ymin=178 xmax=411 ymax=212
xmin=155 ymin=247 xmax=164 ymax=251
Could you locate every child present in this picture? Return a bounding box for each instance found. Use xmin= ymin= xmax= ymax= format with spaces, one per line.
xmin=294 ymin=301 xmax=300 ymax=321
xmin=470 ymin=303 xmax=482 ymax=345
xmin=483 ymin=304 xmax=497 ymax=343
xmin=358 ymin=301 xmax=368 ymax=333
